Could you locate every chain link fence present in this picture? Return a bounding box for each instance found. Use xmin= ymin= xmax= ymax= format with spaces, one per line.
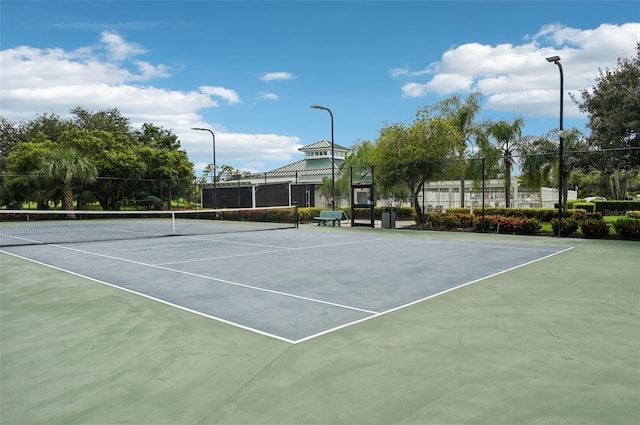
xmin=2 ymin=148 xmax=638 ymax=212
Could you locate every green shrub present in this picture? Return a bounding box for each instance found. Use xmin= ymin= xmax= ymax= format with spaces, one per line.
xmin=141 ymin=196 xmax=164 ymax=210
xmin=297 ymin=207 xmax=322 ymax=222
xmin=457 ymin=213 xmax=476 ymax=229
xmin=571 ymin=210 xmax=603 ymax=221
xmin=428 ymin=212 xmax=476 ymax=230
xmin=429 ymin=213 xmax=459 ymax=230
xmin=494 ymin=216 xmax=518 ymax=233
xmin=550 ymin=217 xmax=580 ymax=236
xmin=572 ymin=202 xmax=596 ymax=213
xmin=614 ymin=218 xmax=640 ymax=240
xmin=626 ymin=211 xmax=640 ymax=219
xmin=579 ymin=218 xmax=610 ymax=238
xmin=593 ymin=200 xmax=640 ymax=215
xmin=474 ymin=215 xmax=497 ymax=232
xmin=473 ymin=215 xmax=540 ymax=235
xmin=449 ymin=207 xmax=557 ymax=222
xmin=514 ymin=217 xmax=542 ymax=235
xmin=393 ymin=206 xmax=415 ymax=220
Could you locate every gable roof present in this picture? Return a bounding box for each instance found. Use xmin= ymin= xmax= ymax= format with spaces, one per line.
xmin=264 ymin=157 xmax=344 ymax=177
xmin=300 ymin=140 xmax=350 ymax=152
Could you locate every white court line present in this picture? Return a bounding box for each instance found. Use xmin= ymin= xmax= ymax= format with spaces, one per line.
xmin=1 ymin=241 xmax=574 ymax=345
xmin=40 ymin=244 xmax=379 ymax=316
xmin=292 ymin=245 xmax=575 ymax=344
xmin=0 ymin=249 xmax=297 ymax=344
xmin=154 ymin=238 xmax=383 ymax=266
xmin=373 ymin=234 xmax=568 ymax=253
xmin=0 ymin=233 xmax=43 ymax=244
xmin=178 ymin=234 xmax=299 ymax=250
xmin=155 ymin=248 xmax=295 ymax=266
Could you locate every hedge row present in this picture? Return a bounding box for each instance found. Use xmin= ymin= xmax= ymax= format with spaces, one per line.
xmin=428 ymin=211 xmax=640 ymax=240
xmin=448 ymin=207 xmax=562 ymax=222
xmin=428 ymin=212 xmax=541 ymax=235
xmin=299 ymin=206 xmax=640 ymax=240
xmin=566 ymin=200 xmax=640 ymax=215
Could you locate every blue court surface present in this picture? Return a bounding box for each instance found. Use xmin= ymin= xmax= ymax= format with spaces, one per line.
xmin=1 ymin=227 xmax=571 ymax=343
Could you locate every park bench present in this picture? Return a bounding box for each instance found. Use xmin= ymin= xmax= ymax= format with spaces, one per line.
xmin=314 ymin=210 xmax=343 ymax=226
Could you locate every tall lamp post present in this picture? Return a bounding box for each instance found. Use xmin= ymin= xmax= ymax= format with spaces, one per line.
xmin=191 ymin=127 xmax=217 ymax=209
xmin=546 ymin=55 xmax=564 ymax=237
xmin=310 ymin=105 xmax=335 ymax=210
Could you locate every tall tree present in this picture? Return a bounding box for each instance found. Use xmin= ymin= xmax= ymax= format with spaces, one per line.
xmin=334 ymin=140 xmax=378 ymax=205
xmin=71 ymin=107 xmax=132 ymax=140
xmin=519 ymin=129 xmax=588 ymax=210
xmin=3 ymin=109 xmax=195 ymax=210
xmin=488 ymin=118 xmax=525 ymax=208
xmin=572 ymin=43 xmax=640 ymax=169
xmin=37 ymin=147 xmax=98 ymax=211
xmin=434 ymin=92 xmax=483 ymax=207
xmin=0 ymin=117 xmax=24 ymax=172
xmin=3 ymin=141 xmax=58 ymax=208
xmin=519 ymin=135 xmax=557 ymax=189
xmin=135 ymin=123 xmax=182 ymax=151
xmin=373 ymin=108 xmax=462 ymax=224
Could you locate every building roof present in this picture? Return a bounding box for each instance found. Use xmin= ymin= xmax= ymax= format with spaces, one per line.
xmin=262 ymin=157 xmax=344 ymax=178
xmin=252 ymin=140 xmax=349 ymax=178
xmin=300 ymin=140 xmax=350 ymax=152
xmin=210 ymin=140 xmax=349 ymax=187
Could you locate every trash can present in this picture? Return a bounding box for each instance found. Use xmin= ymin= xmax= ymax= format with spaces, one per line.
xmin=381 ymin=207 xmax=396 ymax=229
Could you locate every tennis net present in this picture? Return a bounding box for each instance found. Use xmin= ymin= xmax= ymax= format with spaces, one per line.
xmin=0 ymin=206 xmax=298 ymax=247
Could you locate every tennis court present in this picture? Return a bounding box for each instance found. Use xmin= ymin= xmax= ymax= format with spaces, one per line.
xmin=1 ymin=215 xmax=569 ymax=343
xmin=1 ymin=217 xmax=638 ymax=425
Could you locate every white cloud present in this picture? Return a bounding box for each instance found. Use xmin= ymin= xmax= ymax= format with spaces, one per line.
xmin=258 ymin=92 xmax=279 ymax=101
xmin=135 ymin=61 xmax=170 ymax=80
xmin=0 ymin=33 xmax=303 ymax=175
xmin=100 ymin=30 xmax=147 ymax=61
xmin=260 ymin=72 xmax=296 ymax=82
xmin=395 ymin=23 xmax=640 ymax=118
xmin=188 ymin=130 xmax=302 ymax=172
xmin=200 ymin=86 xmax=241 ymax=104
xmin=402 ymin=74 xmax=474 ymax=97
xmin=390 ymin=65 xmax=435 ymax=78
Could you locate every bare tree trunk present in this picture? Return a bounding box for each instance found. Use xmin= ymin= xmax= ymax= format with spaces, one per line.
xmin=413 ymin=194 xmax=424 ymax=225
xmin=63 ymin=183 xmax=75 ymax=218
xmin=412 ymin=181 xmax=425 ymax=226
xmin=505 ymin=166 xmax=511 ymax=208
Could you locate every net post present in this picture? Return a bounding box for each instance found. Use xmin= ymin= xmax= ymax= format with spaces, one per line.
xmin=171 ymin=211 xmax=176 ymax=235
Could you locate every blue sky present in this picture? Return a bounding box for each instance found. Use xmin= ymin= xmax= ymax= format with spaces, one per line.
xmin=1 ymin=1 xmax=639 ymax=176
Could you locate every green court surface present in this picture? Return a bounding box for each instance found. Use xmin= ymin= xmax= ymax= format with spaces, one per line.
xmin=1 ymin=228 xmax=638 ymax=425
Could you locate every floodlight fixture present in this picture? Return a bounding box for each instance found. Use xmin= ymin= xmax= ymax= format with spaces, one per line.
xmin=309 ymin=105 xmax=335 ymax=210
xmin=191 ymin=127 xmax=217 ymax=208
xmin=546 ymin=56 xmax=564 ymax=237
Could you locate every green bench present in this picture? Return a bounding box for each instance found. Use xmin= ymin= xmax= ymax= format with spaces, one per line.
xmin=314 ymin=210 xmax=343 ymax=226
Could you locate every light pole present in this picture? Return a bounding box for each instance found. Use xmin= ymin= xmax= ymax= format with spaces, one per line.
xmin=310 ymin=105 xmax=335 ymax=210
xmin=546 ymin=55 xmax=564 ymax=237
xmin=191 ymin=127 xmax=216 ymax=209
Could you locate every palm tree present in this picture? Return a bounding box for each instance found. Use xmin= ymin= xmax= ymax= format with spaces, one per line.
xmin=520 ymin=129 xmax=588 ymax=211
xmin=435 ymin=92 xmax=483 ymax=208
xmin=488 ymin=118 xmax=525 ymax=208
xmin=37 ymin=147 xmax=97 ymax=212
xmin=519 ymin=135 xmax=557 ymax=189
